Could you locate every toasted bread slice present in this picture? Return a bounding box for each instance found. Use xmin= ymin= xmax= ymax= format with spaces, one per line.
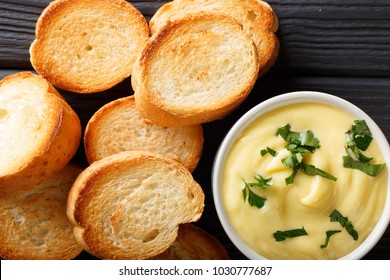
xmin=67 ymin=151 xmax=205 ymax=259
xmin=132 ymin=12 xmax=259 ymax=127
xmin=150 ymin=224 xmax=229 ymax=260
xmin=0 ymin=165 xmax=84 ymax=260
xmin=84 ymin=96 xmax=203 ymax=172
xmin=30 ymin=0 xmax=150 ymax=93
xmin=150 ymin=0 xmax=279 ymax=77
xmin=0 ymin=72 xmax=81 ymax=193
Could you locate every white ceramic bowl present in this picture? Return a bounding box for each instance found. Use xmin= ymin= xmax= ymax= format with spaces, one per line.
xmin=212 ymin=91 xmax=390 ymax=259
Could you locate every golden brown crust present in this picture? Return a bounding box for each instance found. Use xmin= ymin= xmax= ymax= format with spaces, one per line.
xmin=30 ymin=0 xmax=150 ymax=93
xmin=133 ymin=12 xmax=260 ymax=127
xmin=150 ymin=224 xmax=230 ymax=260
xmin=67 ymin=151 xmax=205 ymax=259
xmin=0 ymin=72 xmax=81 ymax=194
xmin=0 ymin=164 xmax=84 ymax=260
xmin=84 ymin=96 xmax=204 ymax=172
xmin=149 ymin=0 xmax=279 ymax=78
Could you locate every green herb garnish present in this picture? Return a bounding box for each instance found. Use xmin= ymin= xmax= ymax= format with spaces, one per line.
xmin=275 ymin=124 xmax=337 ymax=184
xmin=320 ymin=230 xmax=342 ymax=248
xmin=281 ymin=154 xmax=301 ymax=184
xmin=329 ymin=209 xmax=358 ymax=240
xmin=350 ymin=119 xmax=373 ymax=151
xmin=273 ymin=226 xmax=308 ymax=242
xmin=343 ymin=120 xmax=385 ymax=176
xmin=276 ymin=124 xmax=320 ymax=153
xmin=343 ymin=155 xmax=385 ymax=177
xmin=261 ymin=146 xmax=278 ymax=157
xmin=242 ymin=175 xmax=272 ymax=208
xmin=301 ymin=162 xmax=338 ymax=181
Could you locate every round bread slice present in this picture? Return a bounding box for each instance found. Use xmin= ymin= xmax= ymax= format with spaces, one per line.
xmin=84 ymin=95 xmax=203 ymax=172
xmin=67 ymin=151 xmax=205 ymax=260
xmin=149 ymin=0 xmax=279 ymax=78
xmin=133 ymin=12 xmax=260 ymax=127
xmin=0 ymin=72 xmax=81 ymax=193
xmin=30 ymin=0 xmax=150 ymax=94
xmin=150 ymin=224 xmax=229 ymax=260
xmin=0 ymin=165 xmax=84 ymax=260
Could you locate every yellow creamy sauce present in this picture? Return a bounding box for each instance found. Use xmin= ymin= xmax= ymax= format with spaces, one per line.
xmin=222 ymin=103 xmax=387 ymax=259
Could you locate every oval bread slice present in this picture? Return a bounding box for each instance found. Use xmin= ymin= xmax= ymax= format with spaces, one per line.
xmin=150 ymin=224 xmax=229 ymax=260
xmin=67 ymin=151 xmax=205 ymax=259
xmin=30 ymin=0 xmax=150 ymax=93
xmin=0 ymin=72 xmax=81 ymax=193
xmin=84 ymin=96 xmax=203 ymax=172
xmin=133 ymin=12 xmax=260 ymax=127
xmin=0 ymin=165 xmax=84 ymax=260
xmin=150 ymin=0 xmax=279 ymax=78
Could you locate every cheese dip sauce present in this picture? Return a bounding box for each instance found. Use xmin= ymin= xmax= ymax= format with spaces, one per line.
xmin=221 ymin=102 xmax=387 ymax=259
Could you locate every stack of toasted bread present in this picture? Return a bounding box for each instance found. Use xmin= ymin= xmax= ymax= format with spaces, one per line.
xmin=1 ymin=0 xmax=279 ymax=260
xmin=0 ymin=72 xmax=83 ymax=259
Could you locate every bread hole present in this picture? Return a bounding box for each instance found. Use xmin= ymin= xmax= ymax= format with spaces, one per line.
xmin=222 ymin=58 xmax=231 ymax=68
xmin=15 ymin=216 xmax=25 ymax=225
xmin=0 ymin=108 xmax=8 ymax=121
xmin=37 ymin=227 xmax=49 ymax=238
xmin=31 ymin=238 xmax=45 ymax=247
xmin=81 ymin=32 xmax=87 ymax=37
xmin=138 ymin=196 xmax=149 ymax=204
xmin=85 ymin=45 xmax=93 ymax=51
xmin=196 ymin=70 xmax=208 ymax=81
xmin=142 ymin=229 xmax=159 ymax=243
xmin=247 ymin=10 xmax=257 ymax=21
xmin=187 ymin=191 xmax=195 ymax=200
xmin=144 ymin=182 xmax=158 ymax=190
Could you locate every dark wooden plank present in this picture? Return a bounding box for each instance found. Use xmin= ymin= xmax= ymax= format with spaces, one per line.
xmin=1 ymin=0 xmax=390 ymax=260
xmin=267 ymin=0 xmax=390 ymax=76
xmin=1 ymin=0 xmax=390 ymax=75
xmin=0 ymin=1 xmax=41 ymax=68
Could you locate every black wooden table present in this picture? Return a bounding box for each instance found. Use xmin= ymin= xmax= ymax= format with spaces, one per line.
xmin=1 ymin=0 xmax=389 ymax=260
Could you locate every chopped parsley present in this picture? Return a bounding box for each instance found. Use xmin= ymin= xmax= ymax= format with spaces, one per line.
xmin=273 ymin=227 xmax=308 ymax=242
xmin=350 ymin=119 xmax=373 ymax=151
xmin=329 ymin=209 xmax=358 ymax=241
xmin=276 ymin=124 xmax=320 ymax=153
xmin=300 ymin=162 xmax=338 ymax=181
xmin=320 ymin=230 xmax=342 ymax=248
xmin=275 ymin=124 xmax=337 ymax=184
xmin=242 ymin=175 xmax=272 ymax=208
xmin=343 ymin=120 xmax=385 ymax=176
xmin=343 ymin=155 xmax=385 ymax=176
xmin=260 ymin=146 xmax=278 ymax=157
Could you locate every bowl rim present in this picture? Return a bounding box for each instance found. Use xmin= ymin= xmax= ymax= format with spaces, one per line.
xmin=212 ymin=90 xmax=390 ymax=260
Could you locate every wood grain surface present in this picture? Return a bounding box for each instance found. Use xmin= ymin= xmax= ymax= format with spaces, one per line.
xmin=1 ymin=0 xmax=389 ymax=260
